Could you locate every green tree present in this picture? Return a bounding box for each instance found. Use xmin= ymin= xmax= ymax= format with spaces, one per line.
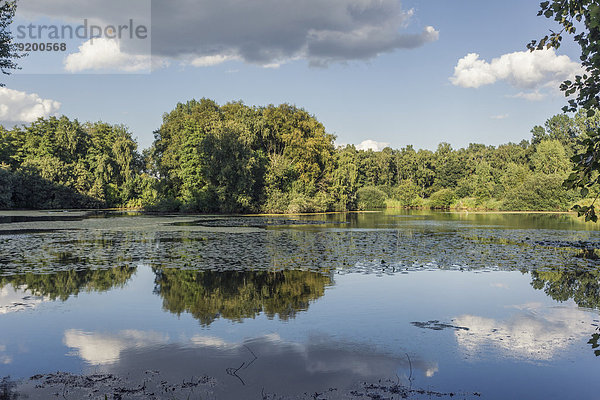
xmin=530 ymin=139 xmax=571 ymax=175
xmin=0 ymin=116 xmax=141 ymax=209
xmin=0 ymin=0 xmax=21 ymax=83
xmin=530 ymin=1 xmax=600 ymax=220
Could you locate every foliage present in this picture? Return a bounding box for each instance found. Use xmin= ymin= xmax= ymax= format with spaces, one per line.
xmin=355 ymin=186 xmax=387 ymax=210
xmin=0 ymin=117 xmax=143 ymax=209
xmin=391 ymin=180 xmax=423 ymax=207
xmin=0 ymin=102 xmax=588 ymax=213
xmin=503 ymin=173 xmax=577 ymax=211
xmin=428 ymin=188 xmax=457 ymax=209
xmin=151 ymin=99 xmax=335 ymax=213
xmin=530 ymin=1 xmax=600 ymax=221
xmin=529 ymin=1 xmax=600 ymax=113
xmin=531 ymin=139 xmax=571 ymax=174
xmin=0 ymin=0 xmax=21 ymax=84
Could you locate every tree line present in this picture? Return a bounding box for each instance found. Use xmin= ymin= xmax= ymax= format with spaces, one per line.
xmin=1 ymin=98 xmax=598 ymax=213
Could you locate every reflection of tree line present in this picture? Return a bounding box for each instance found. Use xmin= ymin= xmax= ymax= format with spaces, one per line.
xmin=0 ymin=266 xmax=137 ymax=301
xmin=1 ymin=252 xmax=596 ymax=330
xmin=0 ymin=264 xmax=332 ymax=325
xmin=152 ymin=268 xmax=332 ymax=326
xmin=531 ymin=267 xmax=600 ymax=309
xmin=530 ymin=264 xmax=600 ymax=357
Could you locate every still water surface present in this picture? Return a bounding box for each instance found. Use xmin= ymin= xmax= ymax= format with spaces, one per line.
xmin=0 ymin=211 xmax=599 ymax=399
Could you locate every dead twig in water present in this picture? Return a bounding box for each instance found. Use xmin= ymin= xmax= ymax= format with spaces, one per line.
xmin=405 ymin=353 xmax=413 ymax=389
xmin=225 ymin=362 xmax=246 ymax=385
xmin=242 ymin=345 xmax=258 ymax=370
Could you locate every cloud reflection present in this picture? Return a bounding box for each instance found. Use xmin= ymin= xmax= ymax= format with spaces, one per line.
xmin=63 ymin=329 xmax=169 ymax=365
xmin=62 ymin=329 xmax=438 ymax=397
xmin=0 ymin=286 xmax=48 ymax=314
xmin=0 ymin=345 xmax=11 ymax=365
xmin=454 ymin=304 xmax=595 ymax=360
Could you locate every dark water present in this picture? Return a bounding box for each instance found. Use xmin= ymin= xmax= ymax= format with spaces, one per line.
xmin=0 ymin=210 xmax=599 ymax=399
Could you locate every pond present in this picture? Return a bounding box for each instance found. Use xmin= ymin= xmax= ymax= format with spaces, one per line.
xmin=0 ymin=210 xmax=599 ymax=399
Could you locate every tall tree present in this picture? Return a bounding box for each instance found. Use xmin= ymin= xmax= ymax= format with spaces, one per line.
xmin=0 ymin=0 xmax=21 ymax=83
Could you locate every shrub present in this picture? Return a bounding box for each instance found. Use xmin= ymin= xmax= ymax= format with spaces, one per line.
xmin=356 ymin=186 xmax=387 ymax=210
xmin=428 ymin=188 xmax=456 ymax=209
xmin=502 ymin=173 xmax=577 ymax=211
xmin=392 ymin=180 xmax=422 ymax=207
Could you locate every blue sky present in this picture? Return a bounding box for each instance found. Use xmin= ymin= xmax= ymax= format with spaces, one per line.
xmin=0 ymin=0 xmax=583 ymax=151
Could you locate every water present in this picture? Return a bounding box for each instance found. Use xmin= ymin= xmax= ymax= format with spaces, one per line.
xmin=0 ymin=211 xmax=599 ymax=399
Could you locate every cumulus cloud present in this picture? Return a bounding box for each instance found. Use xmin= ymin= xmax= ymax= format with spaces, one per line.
xmin=0 ymin=88 xmax=61 ymax=123
xmin=64 ymin=38 xmax=153 ymax=72
xmin=454 ymin=304 xmax=595 ymax=361
xmin=63 ymin=329 xmax=169 ymax=365
xmin=450 ymin=49 xmax=582 ymax=97
xmin=356 ymin=139 xmax=391 ymax=151
xmin=18 ymin=0 xmax=438 ymax=70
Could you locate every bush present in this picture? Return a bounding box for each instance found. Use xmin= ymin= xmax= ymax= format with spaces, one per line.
xmin=392 ymin=180 xmax=422 ymax=207
xmin=428 ymin=188 xmax=456 ymax=209
xmin=356 ymin=186 xmax=387 ymax=210
xmin=0 ymin=167 xmax=14 ymax=209
xmin=502 ymin=173 xmax=577 ymax=211
xmin=286 ymin=192 xmax=332 ymax=214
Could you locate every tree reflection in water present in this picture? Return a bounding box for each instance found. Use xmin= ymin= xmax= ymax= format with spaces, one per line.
xmin=153 ymin=268 xmax=333 ymax=325
xmin=530 ymin=262 xmax=600 ymax=356
xmin=0 ymin=266 xmax=137 ymax=301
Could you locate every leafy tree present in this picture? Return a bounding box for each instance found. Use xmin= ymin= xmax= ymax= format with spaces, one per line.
xmin=503 ymin=173 xmax=576 ymax=211
xmin=531 ymin=139 xmax=571 ymax=175
xmin=331 ymin=145 xmax=359 ymax=211
xmin=355 ymin=186 xmax=387 ymax=210
xmin=393 ymin=180 xmax=422 ymax=207
xmin=530 ymin=1 xmax=600 ymax=220
xmin=0 ymin=0 xmax=21 ymax=83
xmin=531 ymin=125 xmax=548 ymax=146
xmin=0 ymin=117 xmax=142 ymax=209
xmin=428 ymin=188 xmax=456 ymax=209
xmin=152 ymin=100 xmax=336 ymax=213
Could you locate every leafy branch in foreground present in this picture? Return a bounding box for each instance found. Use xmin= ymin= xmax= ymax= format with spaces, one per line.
xmin=565 ymin=122 xmax=600 ymax=222
xmin=530 ymin=1 xmax=600 ymax=221
xmin=0 ymin=0 xmax=22 ymax=83
xmin=528 ymin=0 xmax=600 ymax=114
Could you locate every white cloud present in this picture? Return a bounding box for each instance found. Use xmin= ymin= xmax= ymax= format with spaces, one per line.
xmin=0 ymin=88 xmax=61 ymax=123
xmin=508 ymin=91 xmax=546 ymax=101
xmin=189 ymin=335 xmax=232 ymax=348
xmin=63 ymin=329 xmax=169 ymax=365
xmin=356 ymin=139 xmax=390 ymax=151
xmin=490 ymin=114 xmax=508 ymax=120
xmin=454 ymin=304 xmax=595 ymax=361
xmin=64 ymin=38 xmax=152 ymax=73
xmin=187 ymin=54 xmax=239 ymax=67
xmin=450 ymin=49 xmax=582 ymax=91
